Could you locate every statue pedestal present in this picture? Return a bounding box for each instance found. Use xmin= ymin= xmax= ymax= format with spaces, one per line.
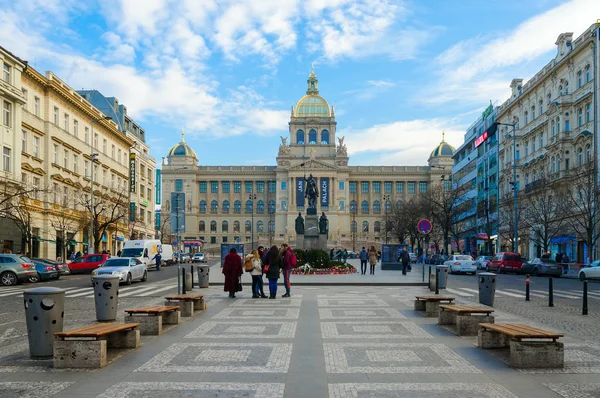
xmin=298 ymin=213 xmax=327 ymax=251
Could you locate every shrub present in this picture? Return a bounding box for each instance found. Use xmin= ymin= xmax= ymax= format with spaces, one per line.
xmin=292 ymin=248 xmax=330 ymax=269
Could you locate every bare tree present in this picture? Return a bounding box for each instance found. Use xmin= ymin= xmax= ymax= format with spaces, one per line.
xmin=421 ymin=182 xmax=464 ymax=254
xmin=48 ymin=185 xmax=86 ymax=260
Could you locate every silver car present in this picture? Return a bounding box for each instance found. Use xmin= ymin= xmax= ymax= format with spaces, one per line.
xmin=0 ymin=254 xmax=37 ymax=286
xmin=91 ymin=257 xmax=147 ymax=285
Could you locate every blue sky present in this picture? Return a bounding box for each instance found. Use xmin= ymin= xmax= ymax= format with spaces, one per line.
xmin=1 ymin=0 xmax=598 ymax=166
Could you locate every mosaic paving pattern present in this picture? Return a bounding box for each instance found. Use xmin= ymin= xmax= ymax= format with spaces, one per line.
xmin=231 ymin=298 xmax=302 ymax=307
xmin=96 ymin=382 xmax=285 ymax=398
xmin=519 ymin=344 xmax=600 ymax=374
xmin=0 ymin=381 xmax=74 ymax=397
xmin=545 ymin=383 xmax=600 ymax=398
xmin=135 ymin=342 xmax=293 ymax=373
xmin=186 ymin=321 xmax=297 ymax=339
xmin=321 ymin=321 xmax=431 ymax=339
xmin=212 ymin=308 xmax=300 ymax=320
xmin=324 ymin=343 xmax=481 ymax=373
xmin=318 ymin=308 xmax=405 ymax=320
xmin=317 ymin=298 xmax=390 ymax=307
xmin=329 ymin=383 xmax=517 ymax=398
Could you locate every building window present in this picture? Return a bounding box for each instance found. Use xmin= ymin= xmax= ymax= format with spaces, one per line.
xmin=539 ymin=100 xmax=543 ymax=115
xmin=84 ymin=160 xmax=89 ymax=177
xmin=296 ymin=130 xmax=305 ymax=144
xmin=64 ymin=114 xmax=69 ymax=131
xmin=373 ymin=181 xmax=381 ymax=193
xmin=234 ymin=200 xmax=241 ymax=213
xmin=373 ymin=200 xmax=381 ymax=213
xmin=3 ymin=101 xmax=11 ymax=127
xmin=281 ymin=200 xmax=287 ymax=211
xmin=85 ymin=127 xmax=89 ymax=143
xmin=222 ymin=181 xmax=230 ymax=193
xmin=223 ymin=200 xmax=230 ymax=213
xmin=198 ymin=221 xmax=205 ymax=232
xmin=210 ymin=221 xmax=217 ymax=232
xmin=586 ymin=65 xmax=591 ymax=83
xmin=2 ymin=63 xmax=10 ymax=83
xmin=408 ymin=182 xmax=416 ymax=194
xmin=444 ymin=180 xmax=452 ymax=192
xmin=267 ymin=181 xmax=276 ymax=193
xmin=211 ymin=200 xmax=218 ymax=213
xmin=532 ymin=137 xmax=536 ymax=152
xmin=551 ymin=156 xmax=556 ymax=174
xmin=147 ymin=187 xmax=151 ymax=199
xmin=199 ymin=181 xmax=207 ymax=193
xmin=539 ymin=134 xmax=543 ymax=149
xmin=245 ymin=220 xmax=251 ymax=232
xmin=361 ymin=181 xmax=369 ymax=193
xmin=578 ymin=108 xmax=583 ymax=127
xmin=268 ymin=200 xmax=275 ymax=213
xmin=2 ymin=147 xmax=11 ymax=172
xmin=257 ymin=181 xmax=265 ymax=193
xmin=419 ymin=182 xmax=427 ymax=193
xmin=268 ymin=221 xmax=275 ymax=233
xmin=351 ymin=221 xmax=357 ymax=233
xmin=396 ymin=181 xmax=404 ymax=193
xmin=384 ymin=181 xmax=392 ymax=193
xmin=349 ymin=181 xmax=357 ymax=193
xmin=199 ymin=200 xmax=207 ymax=212
xmin=338 ymin=181 xmax=345 ymax=191
xmin=586 ymin=103 xmax=591 ymax=123
xmin=234 ymin=181 xmax=242 ymax=193
xmin=62 ymin=149 xmax=68 ymax=169
xmin=254 ymin=200 xmax=263 ymax=213
xmin=281 ymin=181 xmax=287 ymax=191
xmin=578 ymin=71 xmax=582 ymax=88
xmin=245 ymin=181 xmax=253 ymax=193
xmin=362 ymin=221 xmax=369 ymax=233
xmin=21 ymin=88 xmax=27 ymax=108
xmin=246 ymin=200 xmax=253 ymax=213
xmin=321 ymin=129 xmax=329 ymax=144
xmin=309 ymin=129 xmax=317 ymax=144
xmin=350 ymin=200 xmax=357 ymax=214
xmin=361 ymin=200 xmax=369 ymax=213
xmin=94 ymin=133 xmax=98 ymax=149
xmin=551 ymin=120 xmax=555 ymax=136
xmin=531 ymin=106 xmax=535 ymax=120
xmin=53 ymin=106 xmax=59 ymax=124
xmin=211 ymin=181 xmax=218 ymax=193
xmin=524 ymin=111 xmax=528 ymax=125
xmin=21 ymin=130 xmax=27 ymax=153
xmin=586 ymin=145 xmax=591 ymax=162
xmin=233 ymin=221 xmax=240 ymax=232
xmin=384 ymin=200 xmax=392 ymax=213
xmin=565 ymin=120 xmax=569 ymax=132
xmin=578 ymin=148 xmax=583 ymax=165
xmin=34 ymin=97 xmax=40 ymax=116
xmin=111 ymin=144 xmax=115 ymax=159
xmin=222 ymin=221 xmax=228 ymax=232
xmin=102 ymin=139 xmax=107 ymax=154
xmin=175 ymin=179 xmax=183 ymax=191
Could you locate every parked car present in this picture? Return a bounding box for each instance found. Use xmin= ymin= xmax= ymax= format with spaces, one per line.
xmin=521 ymin=258 xmax=562 ymax=277
xmin=33 ymin=258 xmax=70 ymax=276
xmin=475 ymin=256 xmax=493 ymax=270
xmin=579 ymin=260 xmax=600 ymax=281
xmin=0 ymin=254 xmax=37 ymax=286
xmin=192 ymin=252 xmax=207 ymax=263
xmin=91 ymin=257 xmax=147 ymax=285
xmin=29 ymin=259 xmax=60 ymax=282
xmin=426 ymin=254 xmax=445 ymax=265
xmin=409 ymin=253 xmax=417 ymax=263
xmin=489 ymin=252 xmax=523 ymax=273
xmin=175 ymin=253 xmax=191 ymax=263
xmin=444 ymin=255 xmax=477 ymax=275
xmin=68 ymin=253 xmax=110 ymax=274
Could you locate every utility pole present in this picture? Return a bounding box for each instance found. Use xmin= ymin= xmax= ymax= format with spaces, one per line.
xmin=88 ymin=116 xmax=111 ymax=254
xmin=496 ymin=122 xmax=519 ymax=252
xmin=249 ymin=193 xmax=256 ymax=250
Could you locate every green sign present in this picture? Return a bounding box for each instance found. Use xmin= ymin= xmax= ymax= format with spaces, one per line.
xmin=129 ymin=202 xmax=136 ymax=222
xmin=482 ymin=104 xmax=493 ymax=120
xmin=140 ymin=200 xmax=149 ymax=207
xmin=156 ymin=169 xmax=162 ymax=205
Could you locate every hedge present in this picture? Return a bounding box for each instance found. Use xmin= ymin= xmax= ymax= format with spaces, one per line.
xmin=292 ymin=248 xmax=331 ymax=269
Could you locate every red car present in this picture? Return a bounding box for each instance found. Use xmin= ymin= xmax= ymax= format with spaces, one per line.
xmin=68 ymin=254 xmax=110 ymax=273
xmin=489 ymin=252 xmax=523 ymax=273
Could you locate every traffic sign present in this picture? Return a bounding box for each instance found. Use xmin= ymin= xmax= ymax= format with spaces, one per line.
xmin=417 ymin=219 xmax=432 ymax=234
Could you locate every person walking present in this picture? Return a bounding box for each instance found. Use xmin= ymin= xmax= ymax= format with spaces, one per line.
xmin=265 ymin=245 xmax=281 ymax=299
xmin=153 ymin=251 xmax=162 ymax=271
xmin=249 ymin=250 xmax=264 ymax=298
xmin=343 ymin=249 xmax=348 ymax=263
xmin=368 ymin=246 xmax=378 ymax=275
xmin=359 ymin=247 xmax=368 ymax=275
xmin=330 ymin=248 xmax=334 ymax=260
xmin=256 ymin=246 xmax=267 ymax=298
xmin=400 ymin=248 xmax=410 ymax=276
xmin=223 ymin=247 xmax=243 ymax=298
xmin=281 ymin=244 xmax=293 ymax=297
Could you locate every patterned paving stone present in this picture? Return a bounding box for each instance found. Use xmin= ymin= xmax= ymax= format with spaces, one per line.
xmin=323 ymin=343 xmax=481 ymax=373
xmin=328 ymin=383 xmax=517 ymax=397
xmin=231 ymin=298 xmax=302 ymax=307
xmin=96 ymin=382 xmax=285 ymax=398
xmin=317 ymin=298 xmax=390 ymax=307
xmin=321 ymin=321 xmax=431 ymax=339
xmin=135 ymin=343 xmax=293 ymax=373
xmin=186 ymin=321 xmax=297 ymax=339
xmin=319 ymin=308 xmax=405 ymax=320
xmin=545 ymin=383 xmax=600 ymax=398
xmin=317 ymin=293 xmax=378 ymax=298
xmin=212 ymin=307 xmax=300 ymax=320
xmin=0 ymin=381 xmax=74 ymax=397
xmin=0 ymin=342 xmax=93 ymax=373
xmin=519 ymin=344 xmax=600 ymax=374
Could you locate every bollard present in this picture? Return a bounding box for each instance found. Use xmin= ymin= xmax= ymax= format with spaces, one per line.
xmin=525 ymin=274 xmax=530 ymax=301
xmin=435 ymin=267 xmax=440 ymax=295
xmin=182 ymin=268 xmax=187 ymax=294
xmin=422 ymin=263 xmax=425 ymax=282
xmin=191 ymin=265 xmax=194 ymax=288
xmin=428 ymin=265 xmax=431 ymax=286
xmin=583 ymin=280 xmax=588 ymax=316
xmin=548 ymin=277 xmax=554 ymax=307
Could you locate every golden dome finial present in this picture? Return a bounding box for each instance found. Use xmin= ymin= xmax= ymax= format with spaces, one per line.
xmin=181 ymin=127 xmax=185 ymax=142
xmin=442 ymin=130 xmax=445 ymax=141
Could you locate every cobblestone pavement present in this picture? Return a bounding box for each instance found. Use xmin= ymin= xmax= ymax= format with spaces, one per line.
xmin=2 ymin=283 xmax=600 ymax=397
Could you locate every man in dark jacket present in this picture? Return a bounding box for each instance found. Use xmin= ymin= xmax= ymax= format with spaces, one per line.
xmin=153 ymin=252 xmax=162 ymax=270
xmin=359 ymin=247 xmax=368 ymax=275
xmin=400 ymin=248 xmax=410 ymax=276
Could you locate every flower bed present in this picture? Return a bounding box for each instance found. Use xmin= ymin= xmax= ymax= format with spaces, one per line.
xmin=292 ymin=264 xmax=357 ymax=275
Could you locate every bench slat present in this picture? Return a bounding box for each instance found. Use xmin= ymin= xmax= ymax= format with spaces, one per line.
xmin=479 ymin=323 xmax=563 ymax=339
xmin=415 ymin=296 xmax=455 ymax=301
xmin=165 ymin=294 xmax=204 ymax=301
xmin=440 ymin=304 xmax=494 ymax=314
xmin=55 ymin=323 xmax=140 ymax=338
xmin=125 ymin=305 xmax=180 ymax=314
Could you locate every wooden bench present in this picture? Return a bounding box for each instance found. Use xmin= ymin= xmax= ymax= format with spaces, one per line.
xmin=478 ymin=323 xmax=564 ymax=368
xmin=438 ymin=305 xmax=495 ymax=336
xmin=165 ymin=294 xmax=205 ymax=317
xmin=414 ymin=295 xmax=455 ymax=317
xmin=53 ymin=323 xmax=140 ymax=368
xmin=124 ymin=305 xmax=181 ymax=335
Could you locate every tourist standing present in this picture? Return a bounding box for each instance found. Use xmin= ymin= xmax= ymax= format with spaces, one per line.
xmin=343 ymin=249 xmax=348 ymax=263
xmin=359 ymin=247 xmax=368 ymax=275
xmin=223 ymin=248 xmax=243 ymax=298
xmin=256 ymin=246 xmax=267 ymax=298
xmin=153 ymin=252 xmax=162 ymax=271
xmin=400 ymin=248 xmax=410 ymax=276
xmin=281 ymin=244 xmax=293 ymax=298
xmin=265 ymin=245 xmax=281 ymax=299
xmin=368 ymin=246 xmax=377 ymax=275
xmin=249 ymin=250 xmax=264 ymax=298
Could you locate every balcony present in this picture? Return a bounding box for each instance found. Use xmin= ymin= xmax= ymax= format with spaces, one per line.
xmin=524 ymin=179 xmax=544 ymax=193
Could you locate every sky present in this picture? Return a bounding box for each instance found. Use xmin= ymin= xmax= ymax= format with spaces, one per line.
xmin=1 ymin=0 xmax=599 ymax=167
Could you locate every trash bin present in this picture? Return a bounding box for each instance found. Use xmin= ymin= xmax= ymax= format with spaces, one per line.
xmin=23 ymin=287 xmax=65 ymax=358
xmin=185 ymin=272 xmax=193 ymax=291
xmin=436 ymin=265 xmax=449 ymax=289
xmin=479 ymin=272 xmax=497 ymax=306
xmin=92 ymin=274 xmax=120 ymax=321
xmin=197 ymin=265 xmax=210 ymax=288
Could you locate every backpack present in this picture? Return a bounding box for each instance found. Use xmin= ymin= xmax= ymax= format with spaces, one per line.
xmin=290 ymin=252 xmax=297 ymax=267
xmin=244 ymin=256 xmax=254 ymax=272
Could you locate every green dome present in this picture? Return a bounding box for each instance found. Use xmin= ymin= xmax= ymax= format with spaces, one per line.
xmin=168 ymin=130 xmax=197 ymax=159
xmin=295 ymin=95 xmax=330 ymax=117
xmin=430 ymin=135 xmax=455 ymax=158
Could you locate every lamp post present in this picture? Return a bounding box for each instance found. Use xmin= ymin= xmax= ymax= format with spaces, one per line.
xmin=496 ymin=122 xmax=518 ymax=253
xmin=88 ymin=116 xmax=112 ymax=254
xmin=382 ymin=194 xmax=390 ymax=244
xmin=249 ymin=193 xmax=256 ymax=250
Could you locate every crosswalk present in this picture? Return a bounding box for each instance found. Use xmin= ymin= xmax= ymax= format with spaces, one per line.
xmin=445 ymin=287 xmax=600 ymax=300
xmin=0 ymin=282 xmax=177 ymax=299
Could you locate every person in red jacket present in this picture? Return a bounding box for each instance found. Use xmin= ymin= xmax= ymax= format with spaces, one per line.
xmin=281 ymin=244 xmax=293 ymax=298
xmin=222 ymin=247 xmax=243 ymax=298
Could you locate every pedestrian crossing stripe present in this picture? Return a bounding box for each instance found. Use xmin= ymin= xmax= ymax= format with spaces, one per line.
xmin=0 ymin=283 xmax=177 ymax=298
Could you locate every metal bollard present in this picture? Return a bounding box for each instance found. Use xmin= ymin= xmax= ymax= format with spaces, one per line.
xmin=182 ymin=268 xmax=187 ymax=294
xmin=435 ymin=267 xmax=440 ymax=295
xmin=548 ymin=277 xmax=554 ymax=307
xmin=525 ymin=274 xmax=530 ymax=301
xmin=422 ymin=263 xmax=425 ymax=282
xmin=191 ymin=265 xmax=194 ymax=288
xmin=428 ymin=265 xmax=431 ymax=285
xmin=583 ymin=280 xmax=588 ymax=316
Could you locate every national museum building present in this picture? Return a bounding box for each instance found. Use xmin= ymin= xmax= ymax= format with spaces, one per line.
xmin=161 ymin=69 xmax=453 ymax=250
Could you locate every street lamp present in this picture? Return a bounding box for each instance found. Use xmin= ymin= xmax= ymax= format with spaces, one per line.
xmin=249 ymin=193 xmax=256 ymax=249
xmin=382 ymin=194 xmax=390 ymax=244
xmin=495 ymin=122 xmax=518 ymax=253
xmin=88 ymin=116 xmax=112 ymax=254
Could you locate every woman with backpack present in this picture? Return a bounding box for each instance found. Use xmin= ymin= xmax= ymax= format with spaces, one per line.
xmin=249 ymin=250 xmax=267 ymax=298
xmin=264 ymin=245 xmax=281 ymax=299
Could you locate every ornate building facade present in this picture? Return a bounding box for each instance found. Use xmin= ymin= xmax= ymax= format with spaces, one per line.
xmin=161 ymin=69 xmax=453 ymax=250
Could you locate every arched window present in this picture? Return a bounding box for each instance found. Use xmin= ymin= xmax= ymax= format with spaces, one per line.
xmin=396 ymin=200 xmax=402 ymax=209
xmin=551 ymin=120 xmax=555 ymax=136
xmin=222 ymin=220 xmax=228 ymax=232
xmin=564 ymin=81 xmax=569 ymax=94
xmin=245 ymin=220 xmax=251 ymax=232
xmin=234 ymin=200 xmax=241 ymax=213
xmin=557 ymin=158 xmax=561 ymax=171
xmin=586 ymin=65 xmax=591 ymax=83
xmin=309 ymin=129 xmax=317 ymax=144
xmin=199 ymin=200 xmax=207 ymax=213
xmin=556 ymin=117 xmax=560 ymax=133
xmin=268 ymin=221 xmax=275 ymax=233
xmin=223 ymin=200 xmax=230 ymax=213
xmin=578 ymin=70 xmax=582 ymax=88
xmin=524 ymin=111 xmax=528 ymax=125
xmin=350 ymin=200 xmax=357 ymax=214
xmin=374 ymin=221 xmax=381 ymax=232
xmin=321 ymin=130 xmax=329 ymax=144
xmin=233 ymin=220 xmax=240 ymax=232
xmin=268 ymin=200 xmax=276 ymax=213
xmin=578 ymin=148 xmax=583 ymax=165
xmin=245 ymin=200 xmax=253 ymax=213
xmin=385 ymin=200 xmax=392 ymax=213
xmin=361 ymin=200 xmax=369 ymax=214
xmin=351 ymin=221 xmax=357 ymax=233
xmin=257 ymin=220 xmax=264 ymax=232
xmin=257 ymin=200 xmax=264 ymax=213
xmin=296 ymin=130 xmax=305 ymax=144
xmin=362 ymin=221 xmax=369 ymax=232
xmin=210 ymin=220 xmax=217 ymax=232
xmin=211 ymin=200 xmax=218 ymax=213
xmin=199 ymin=221 xmax=205 ymax=232
xmin=586 ymin=145 xmax=591 ymax=162
xmin=373 ymin=200 xmax=381 ymax=213
xmin=525 ymin=173 xmax=529 ymax=185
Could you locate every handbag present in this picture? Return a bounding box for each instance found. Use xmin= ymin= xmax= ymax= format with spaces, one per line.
xmin=263 ymin=264 xmax=270 ymax=273
xmin=236 ymin=277 xmax=243 ymax=292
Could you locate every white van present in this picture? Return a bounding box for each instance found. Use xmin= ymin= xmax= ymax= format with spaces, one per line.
xmin=161 ymin=244 xmax=175 ymax=265
xmin=121 ymin=240 xmax=162 ymax=269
